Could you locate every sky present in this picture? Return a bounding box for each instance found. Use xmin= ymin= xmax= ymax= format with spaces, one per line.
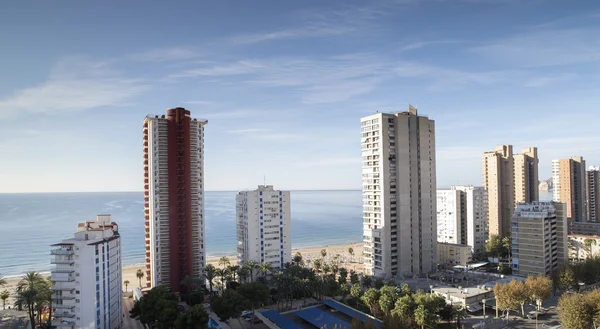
xmin=0 ymin=0 xmax=599 ymax=193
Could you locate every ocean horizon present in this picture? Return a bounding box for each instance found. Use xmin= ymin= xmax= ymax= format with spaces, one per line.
xmin=0 ymin=190 xmax=363 ymax=277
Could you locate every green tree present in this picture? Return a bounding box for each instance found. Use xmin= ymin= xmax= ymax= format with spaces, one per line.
xmin=361 ymin=288 xmax=381 ymax=315
xmin=502 ymin=236 xmax=512 ymax=266
xmin=238 ymin=283 xmax=270 ymax=327
xmin=379 ymin=285 xmax=400 ymax=315
xmin=244 ymin=260 xmax=259 ymax=282
xmin=217 ymin=268 xmax=229 ymax=292
xmin=494 ymin=281 xmax=523 ymax=318
xmin=237 ymin=266 xmax=250 ymax=283
xmin=313 ymin=259 xmax=323 ymax=274
xmin=351 ymin=283 xmax=363 ymax=301
xmin=485 ymin=234 xmax=504 ymax=258
xmin=259 ymin=262 xmax=272 ymax=279
xmin=414 ymin=304 xmax=435 ymax=329
xmin=374 ymin=278 xmax=385 ymax=289
xmin=338 ymin=268 xmax=349 ymax=285
xmin=361 ymin=275 xmax=372 ymax=288
xmin=348 ymin=247 xmax=355 ymax=263
xmin=350 ymin=270 xmax=359 ymax=285
xmin=228 ymin=265 xmax=240 ymax=282
xmin=321 ymin=249 xmax=328 ymax=259
xmin=392 ymin=294 xmax=415 ymax=322
xmin=340 ymin=284 xmax=350 ymax=303
xmin=212 ymin=290 xmax=248 ymax=327
xmin=204 ymin=264 xmax=217 ymax=296
xmin=129 ymin=286 xmax=179 ymax=329
xmin=293 ymin=252 xmax=304 ymax=266
xmin=14 ymin=272 xmax=48 ymax=329
xmin=136 ymin=268 xmax=145 ymax=288
xmin=175 ymin=304 xmax=209 ymax=329
xmin=401 ymin=284 xmax=412 ymax=296
xmin=218 ymin=256 xmax=230 ymax=269
xmin=558 ymin=290 xmax=600 ymax=329
xmin=1 ymin=290 xmax=9 ymax=310
xmin=558 ymin=266 xmax=577 ymax=292
xmin=124 ymin=280 xmax=130 ymax=292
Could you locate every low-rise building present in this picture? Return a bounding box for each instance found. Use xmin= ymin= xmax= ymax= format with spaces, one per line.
xmin=437 ymin=242 xmax=472 ymax=266
xmin=568 ymin=234 xmax=600 ymax=262
xmin=51 ymin=214 xmax=122 ymax=329
xmin=570 ymin=221 xmax=600 ymax=235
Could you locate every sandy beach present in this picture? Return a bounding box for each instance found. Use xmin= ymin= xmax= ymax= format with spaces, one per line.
xmin=0 ymin=242 xmax=363 ymax=307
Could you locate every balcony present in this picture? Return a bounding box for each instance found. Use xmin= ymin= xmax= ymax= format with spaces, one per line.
xmin=51 ymin=268 xmax=75 ymax=274
xmin=54 ymin=320 xmax=76 ymax=327
xmin=51 ymin=249 xmax=74 ymax=256
xmin=51 ymin=276 xmax=75 ymax=283
xmin=52 ymin=294 xmax=76 ymax=301
xmin=51 ymin=260 xmax=74 ymax=265
xmin=53 ymin=312 xmax=76 ymax=318
xmin=53 ymin=304 xmax=76 ymax=310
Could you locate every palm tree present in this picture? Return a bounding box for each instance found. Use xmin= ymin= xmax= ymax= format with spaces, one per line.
xmin=15 ymin=272 xmax=47 ymax=329
xmin=218 ymin=256 xmax=230 ymax=269
xmin=44 ymin=277 xmax=54 ymax=328
xmin=259 ymin=262 xmax=272 ymax=279
xmin=181 ymin=275 xmax=194 ymax=304
xmin=217 ymin=268 xmax=229 ymax=292
xmin=228 ymin=265 xmax=240 ymax=282
xmin=204 ymin=264 xmax=217 ymax=296
xmin=293 ymin=252 xmax=303 ymax=266
xmin=502 ymin=237 xmax=511 ymax=268
xmin=313 ymin=259 xmax=322 ymax=274
xmin=237 ymin=266 xmax=250 ymax=283
xmin=1 ymin=290 xmax=9 ymax=310
xmin=124 ymin=280 xmax=130 ymax=292
xmin=320 ymin=249 xmax=327 ymax=260
xmin=348 ymin=247 xmax=354 ymax=263
xmin=136 ymin=269 xmax=144 ymax=288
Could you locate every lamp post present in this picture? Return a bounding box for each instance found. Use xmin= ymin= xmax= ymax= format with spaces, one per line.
xmin=482 ymin=298 xmax=487 ymax=320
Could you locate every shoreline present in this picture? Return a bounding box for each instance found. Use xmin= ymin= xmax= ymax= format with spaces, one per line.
xmin=1 ymin=242 xmax=363 ymax=306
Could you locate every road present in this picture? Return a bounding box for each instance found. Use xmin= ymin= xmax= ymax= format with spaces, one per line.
xmin=122 ymin=297 xmax=146 ymax=329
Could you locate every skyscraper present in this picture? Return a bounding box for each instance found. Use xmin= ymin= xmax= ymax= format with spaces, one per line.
xmin=511 ymin=202 xmax=567 ymax=277
xmin=514 ymin=147 xmax=539 ymax=203
xmin=436 ymin=190 xmax=462 ymax=245
xmin=482 ymin=145 xmax=537 ymax=238
xmin=236 ymin=185 xmax=291 ymax=269
xmin=553 ymin=156 xmax=588 ymax=222
xmin=361 ymin=105 xmax=436 ymax=278
xmin=143 ymin=108 xmax=207 ymax=292
xmin=587 ymin=166 xmax=599 ymax=222
xmin=482 ymin=145 xmax=514 ymax=238
xmin=51 ymin=215 xmax=122 ymax=329
xmin=451 ymin=185 xmax=489 ymax=255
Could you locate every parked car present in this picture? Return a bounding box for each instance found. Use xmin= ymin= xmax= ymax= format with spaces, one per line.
xmin=241 ymin=310 xmax=252 ymax=317
xmin=527 ymin=311 xmax=546 ymax=319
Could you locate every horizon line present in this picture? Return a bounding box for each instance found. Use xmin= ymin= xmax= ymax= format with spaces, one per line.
xmin=0 ymin=189 xmax=364 ymax=194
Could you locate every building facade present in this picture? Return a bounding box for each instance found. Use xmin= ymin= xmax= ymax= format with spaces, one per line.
xmin=588 ymin=166 xmax=600 ymax=222
xmin=452 ymin=186 xmax=489 ymax=255
xmin=437 ymin=242 xmax=473 ymax=266
xmin=143 ymin=108 xmax=207 ymax=292
xmin=236 ymin=185 xmax=291 ymax=269
xmin=482 ymin=145 xmax=515 ymax=238
xmin=361 ymin=106 xmax=437 ymax=278
xmin=568 ymin=234 xmax=600 ymax=262
xmin=553 ymin=157 xmax=588 ymax=222
xmin=436 ymin=190 xmax=462 ymax=245
xmin=51 ymin=215 xmax=122 ymax=329
xmin=514 ymin=147 xmax=539 ymax=204
xmin=511 ymin=202 xmax=567 ymax=277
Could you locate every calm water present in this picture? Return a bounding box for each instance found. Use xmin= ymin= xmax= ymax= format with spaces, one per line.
xmin=0 ymin=191 xmax=362 ymax=277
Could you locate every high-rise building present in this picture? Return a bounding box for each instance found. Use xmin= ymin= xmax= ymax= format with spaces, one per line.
xmin=50 ymin=215 xmax=122 ymax=329
xmin=587 ymin=166 xmax=600 ymax=222
xmin=236 ymin=185 xmax=291 ymax=268
xmin=482 ymin=145 xmax=514 ymax=238
xmin=451 ymin=185 xmax=489 ymax=255
xmin=361 ymin=105 xmax=436 ymax=278
xmin=514 ymin=147 xmax=539 ymax=203
xmin=436 ymin=190 xmax=462 ymax=245
xmin=511 ymin=202 xmax=567 ymax=277
xmin=552 ymin=156 xmax=587 ymax=222
xmin=482 ymin=145 xmax=538 ymax=238
xmin=143 ymin=108 xmax=207 ymax=292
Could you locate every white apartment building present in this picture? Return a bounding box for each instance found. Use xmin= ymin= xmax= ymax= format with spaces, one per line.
xmin=361 ymin=105 xmax=437 ymax=278
xmin=51 ymin=214 xmax=122 ymax=329
xmin=452 ymin=186 xmax=489 ymax=256
xmin=437 ymin=190 xmax=462 ymax=245
xmin=143 ymin=108 xmax=207 ymax=292
xmin=511 ymin=202 xmax=567 ymax=277
xmin=236 ymin=185 xmax=291 ymax=269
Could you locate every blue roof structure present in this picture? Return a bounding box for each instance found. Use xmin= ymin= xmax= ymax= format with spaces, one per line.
xmin=322 ymin=300 xmax=382 ymax=329
xmin=260 ymin=310 xmax=303 ymax=329
xmin=294 ymin=307 xmax=350 ymax=329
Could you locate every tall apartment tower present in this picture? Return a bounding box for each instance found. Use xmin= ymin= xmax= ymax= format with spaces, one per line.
xmin=552 ymin=156 xmax=588 ymax=222
xmin=143 ymin=108 xmax=207 ymax=292
xmin=361 ymin=105 xmax=436 ymax=278
xmin=511 ymin=202 xmax=567 ymax=277
xmin=51 ymin=215 xmax=122 ymax=329
xmin=451 ymin=186 xmax=489 ymax=255
xmin=587 ymin=166 xmax=599 ymax=222
xmin=482 ymin=145 xmax=514 ymax=238
xmin=514 ymin=147 xmax=539 ymax=203
xmin=436 ymin=190 xmax=463 ymax=245
xmin=236 ymin=185 xmax=291 ymax=268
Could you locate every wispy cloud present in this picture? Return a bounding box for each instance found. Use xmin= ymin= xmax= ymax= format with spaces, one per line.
xmin=0 ymin=58 xmax=148 ymax=116
xmin=128 ymin=47 xmax=199 ymax=62
xmin=473 ymin=27 xmax=600 ymax=67
xmin=523 ymin=74 xmax=577 ymax=87
xmin=232 ymin=5 xmax=388 ymax=44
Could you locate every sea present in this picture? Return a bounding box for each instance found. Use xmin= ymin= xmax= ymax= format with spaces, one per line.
xmin=0 ymin=190 xmax=554 ymax=278
xmin=0 ymin=190 xmax=363 ymax=278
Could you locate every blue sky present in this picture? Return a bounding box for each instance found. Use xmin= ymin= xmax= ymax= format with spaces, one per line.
xmin=0 ymin=0 xmax=599 ymax=193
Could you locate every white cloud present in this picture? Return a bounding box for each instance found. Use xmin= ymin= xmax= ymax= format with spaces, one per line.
xmin=0 ymin=58 xmax=148 ymax=115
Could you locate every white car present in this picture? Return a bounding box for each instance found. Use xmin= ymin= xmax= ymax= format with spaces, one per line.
xmin=242 ymin=310 xmax=252 ymax=317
